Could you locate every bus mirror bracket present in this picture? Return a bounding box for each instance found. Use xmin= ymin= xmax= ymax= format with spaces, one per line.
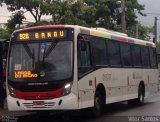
xmin=78 ymin=36 xmax=86 ymax=51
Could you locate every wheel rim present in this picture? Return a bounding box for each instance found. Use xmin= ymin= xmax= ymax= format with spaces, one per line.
xmin=95 ymin=96 xmax=101 ymax=111
xmin=139 ymin=90 xmax=144 ymax=103
xmin=140 ymin=93 xmax=143 ymax=102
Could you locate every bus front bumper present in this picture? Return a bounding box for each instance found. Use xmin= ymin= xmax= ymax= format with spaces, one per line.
xmin=7 ymin=93 xmax=78 ymax=111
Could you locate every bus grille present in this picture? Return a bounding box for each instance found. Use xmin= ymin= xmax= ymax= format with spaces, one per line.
xmin=23 ymin=102 xmax=55 ymax=108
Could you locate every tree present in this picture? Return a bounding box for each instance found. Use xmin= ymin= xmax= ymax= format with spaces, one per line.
xmin=57 ymin=0 xmax=75 ymax=24
xmin=6 ymin=11 xmax=25 ymax=33
xmin=84 ymin=0 xmax=145 ymax=31
xmin=84 ymin=0 xmax=111 ymax=27
xmin=0 ymin=29 xmax=10 ymax=39
xmin=128 ymin=23 xmax=153 ymax=40
xmin=0 ymin=0 xmax=53 ymax=22
xmin=55 ymin=0 xmax=90 ymax=26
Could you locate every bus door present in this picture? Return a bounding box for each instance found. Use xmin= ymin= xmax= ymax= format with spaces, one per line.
xmin=77 ymin=36 xmax=94 ymax=109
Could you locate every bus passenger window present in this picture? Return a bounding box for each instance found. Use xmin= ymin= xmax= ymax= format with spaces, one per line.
xmin=141 ymin=46 xmax=150 ymax=67
xmin=78 ymin=37 xmax=92 ymax=78
xmin=150 ymin=48 xmax=157 ymax=68
xmin=120 ymin=43 xmax=132 ymax=67
xmin=107 ymin=40 xmax=121 ymax=66
xmin=91 ymin=38 xmax=107 ymax=66
xmin=131 ymin=45 xmax=142 ymax=67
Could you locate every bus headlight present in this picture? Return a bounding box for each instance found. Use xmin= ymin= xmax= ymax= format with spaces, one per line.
xmin=8 ymin=85 xmax=16 ymax=98
xmin=62 ymin=83 xmax=71 ymax=96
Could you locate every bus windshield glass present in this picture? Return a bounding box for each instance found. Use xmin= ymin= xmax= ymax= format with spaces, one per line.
xmin=8 ymin=41 xmax=73 ymax=82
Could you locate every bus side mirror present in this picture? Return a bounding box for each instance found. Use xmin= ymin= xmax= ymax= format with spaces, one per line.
xmin=78 ymin=36 xmax=87 ymax=51
xmin=153 ymin=37 xmax=156 ymax=43
xmin=80 ymin=40 xmax=87 ymax=51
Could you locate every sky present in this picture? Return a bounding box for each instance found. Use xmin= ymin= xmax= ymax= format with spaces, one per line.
xmin=0 ymin=0 xmax=160 ymax=26
xmin=138 ymin=0 xmax=160 ymax=26
xmin=137 ymin=0 xmax=160 ymax=39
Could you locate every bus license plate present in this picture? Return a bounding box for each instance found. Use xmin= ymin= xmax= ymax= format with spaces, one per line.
xmin=33 ymin=101 xmax=45 ymax=106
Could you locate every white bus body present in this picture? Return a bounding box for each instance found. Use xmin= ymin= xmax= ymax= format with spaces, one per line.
xmin=7 ymin=25 xmax=158 ymax=113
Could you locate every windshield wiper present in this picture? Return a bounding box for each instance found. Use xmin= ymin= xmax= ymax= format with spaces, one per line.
xmin=23 ymin=44 xmax=34 ymax=59
xmin=32 ymin=48 xmax=35 ymax=68
xmin=23 ymin=44 xmax=35 ymax=68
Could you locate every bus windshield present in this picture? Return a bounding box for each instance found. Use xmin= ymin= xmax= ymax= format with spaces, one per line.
xmin=8 ymin=41 xmax=73 ymax=82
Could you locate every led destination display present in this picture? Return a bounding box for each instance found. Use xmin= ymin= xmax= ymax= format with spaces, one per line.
xmin=17 ymin=30 xmax=67 ymax=41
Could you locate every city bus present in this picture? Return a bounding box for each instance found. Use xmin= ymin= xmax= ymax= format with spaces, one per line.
xmin=6 ymin=25 xmax=158 ymax=116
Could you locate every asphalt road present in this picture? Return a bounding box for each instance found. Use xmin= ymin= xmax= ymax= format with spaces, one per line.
xmin=1 ymin=92 xmax=160 ymax=122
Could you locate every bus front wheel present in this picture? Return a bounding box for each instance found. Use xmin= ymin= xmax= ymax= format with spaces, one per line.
xmin=93 ymin=91 xmax=103 ymax=117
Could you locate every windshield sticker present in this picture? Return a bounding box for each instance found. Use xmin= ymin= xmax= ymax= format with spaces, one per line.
xmin=41 ymin=43 xmax=46 ymax=53
xmin=14 ymin=64 xmax=22 ymax=70
xmin=14 ymin=71 xmax=38 ymax=78
xmin=41 ymin=43 xmax=46 ymax=49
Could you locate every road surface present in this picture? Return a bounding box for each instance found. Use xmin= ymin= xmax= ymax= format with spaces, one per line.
xmin=1 ymin=92 xmax=160 ymax=122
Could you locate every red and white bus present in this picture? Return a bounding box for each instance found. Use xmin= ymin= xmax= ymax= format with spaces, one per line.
xmin=6 ymin=25 xmax=158 ymax=116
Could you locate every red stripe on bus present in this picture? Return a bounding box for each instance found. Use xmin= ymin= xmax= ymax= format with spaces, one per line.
xmin=94 ymin=77 xmax=97 ymax=88
xmin=15 ymin=88 xmax=64 ymax=100
xmin=127 ymin=76 xmax=129 ymax=86
xmin=118 ymin=37 xmax=128 ymax=42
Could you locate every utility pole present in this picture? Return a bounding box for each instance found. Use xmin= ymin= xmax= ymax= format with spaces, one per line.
xmin=153 ymin=17 xmax=158 ymax=43
xmin=136 ymin=24 xmax=139 ymax=38
xmin=121 ymin=0 xmax=126 ymax=33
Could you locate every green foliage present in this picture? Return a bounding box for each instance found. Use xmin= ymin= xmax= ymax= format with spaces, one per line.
xmin=83 ymin=0 xmax=145 ymax=30
xmin=0 ymin=29 xmax=10 ymax=39
xmin=127 ymin=24 xmax=153 ymax=40
xmin=27 ymin=20 xmax=51 ymax=27
xmin=6 ymin=11 xmax=25 ymax=33
xmin=58 ymin=0 xmax=88 ymax=25
xmin=124 ymin=0 xmax=145 ymax=26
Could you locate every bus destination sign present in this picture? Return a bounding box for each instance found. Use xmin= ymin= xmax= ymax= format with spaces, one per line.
xmin=17 ymin=30 xmax=67 ymax=41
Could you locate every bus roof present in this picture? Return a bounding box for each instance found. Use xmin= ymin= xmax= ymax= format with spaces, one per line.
xmin=16 ymin=25 xmax=65 ymax=31
xmin=13 ymin=25 xmax=155 ymax=47
xmin=75 ymin=25 xmax=155 ymax=47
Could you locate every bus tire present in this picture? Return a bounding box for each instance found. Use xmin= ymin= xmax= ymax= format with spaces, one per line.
xmin=128 ymin=84 xmax=144 ymax=106
xmin=93 ymin=90 xmax=103 ymax=117
xmin=136 ymin=84 xmax=145 ymax=105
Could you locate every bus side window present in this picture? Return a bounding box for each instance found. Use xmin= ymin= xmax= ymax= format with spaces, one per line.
xmin=141 ymin=46 xmax=150 ymax=67
xmin=120 ymin=43 xmax=132 ymax=67
xmin=131 ymin=45 xmax=142 ymax=67
xmin=78 ymin=37 xmax=92 ymax=78
xmin=150 ymin=47 xmax=157 ymax=68
xmin=107 ymin=40 xmax=121 ymax=66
